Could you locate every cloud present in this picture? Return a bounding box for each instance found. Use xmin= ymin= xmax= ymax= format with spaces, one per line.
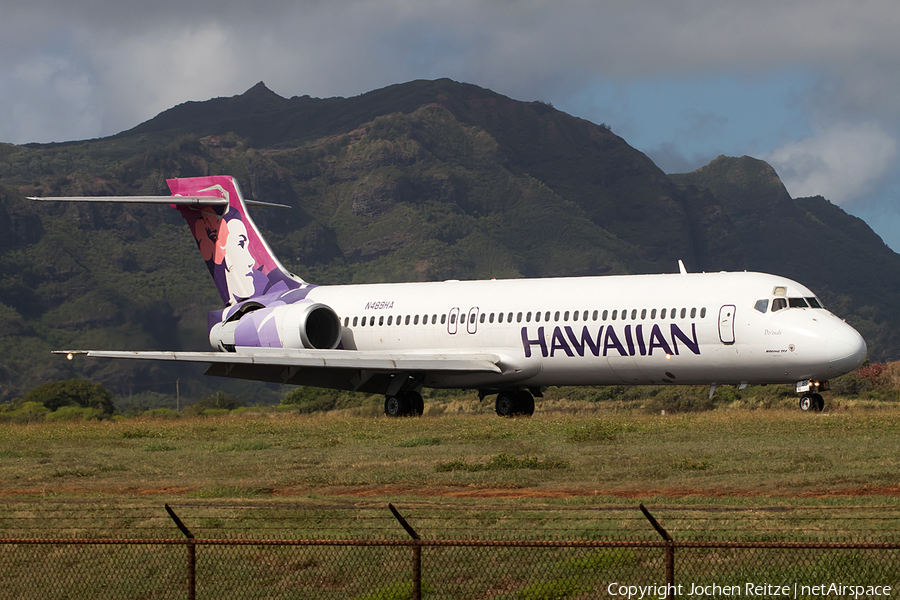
xmin=764 ymin=122 xmax=898 ymax=204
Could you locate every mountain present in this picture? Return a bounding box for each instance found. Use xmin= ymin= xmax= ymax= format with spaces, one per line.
xmin=0 ymin=79 xmax=896 ymax=403
xmin=671 ymin=156 xmax=900 ymax=352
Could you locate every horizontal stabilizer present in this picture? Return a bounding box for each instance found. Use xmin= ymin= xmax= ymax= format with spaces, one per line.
xmin=28 ymin=196 xmax=289 ymax=208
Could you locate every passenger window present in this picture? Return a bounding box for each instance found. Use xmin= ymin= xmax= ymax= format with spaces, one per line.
xmin=432 ymin=315 xmax=437 ymax=325
xmin=545 ymin=311 xmax=551 ymax=321
xmin=450 ymin=314 xmax=456 ymax=324
xmin=700 ymin=307 xmax=706 ymax=318
xmin=679 ymin=308 xmax=685 ymax=319
xmin=592 ymin=310 xmax=598 ymax=321
xmin=564 ymin=311 xmax=569 ymax=321
xmin=771 ymin=298 xmax=787 ymax=312
xmin=405 ymin=315 xmax=410 ymax=325
xmin=480 ymin=313 xmax=485 ymax=323
xmin=572 ymin=310 xmax=578 ymax=321
xmin=526 ymin=311 xmax=532 ymax=322
xmin=498 ymin=313 xmax=504 ymax=323
xmin=690 ymin=308 xmax=696 ymax=318
xmin=651 ymin=309 xmax=657 ymax=319
xmin=413 ymin=315 xmax=419 ymax=325
xmin=754 ymin=299 xmax=769 ymax=313
xmin=517 ymin=312 xmax=523 ymax=323
xmin=554 ymin=311 xmax=560 ymax=321
xmin=489 ymin=313 xmax=495 ymax=323
xmin=343 ymin=317 xmax=349 ymax=327
xmin=379 ymin=316 xmax=384 ymax=326
xmin=661 ymin=309 xmax=667 ymax=319
xmin=507 ymin=312 xmax=513 ymax=322
xmin=353 ymin=316 xmax=358 ymax=327
xmin=611 ymin=310 xmax=618 ymax=320
xmin=641 ymin=309 xmax=647 ymax=319
xmin=535 ymin=311 xmax=541 ymax=322
xmin=441 ymin=314 xmax=447 ymax=324
xmin=789 ymin=298 xmax=809 ymax=308
xmin=602 ymin=310 xmax=608 ymax=321
xmin=631 ymin=309 xmax=638 ymax=320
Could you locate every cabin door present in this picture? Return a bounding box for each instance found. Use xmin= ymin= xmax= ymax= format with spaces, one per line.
xmin=718 ymin=305 xmax=736 ymax=345
xmin=466 ymin=307 xmax=479 ymax=334
xmin=447 ymin=307 xmax=460 ymax=335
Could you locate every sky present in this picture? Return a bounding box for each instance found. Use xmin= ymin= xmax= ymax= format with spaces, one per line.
xmin=3 ymin=0 xmax=900 ymax=249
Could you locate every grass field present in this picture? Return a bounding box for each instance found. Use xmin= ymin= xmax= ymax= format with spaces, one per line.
xmin=2 ymin=403 xmax=900 ymax=525
xmin=4 ymin=404 xmax=900 ymax=598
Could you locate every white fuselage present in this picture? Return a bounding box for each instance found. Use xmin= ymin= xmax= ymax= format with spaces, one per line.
xmin=301 ymin=271 xmax=867 ymax=390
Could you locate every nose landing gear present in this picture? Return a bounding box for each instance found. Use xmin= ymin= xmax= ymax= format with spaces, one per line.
xmin=799 ymin=393 xmax=825 ymax=412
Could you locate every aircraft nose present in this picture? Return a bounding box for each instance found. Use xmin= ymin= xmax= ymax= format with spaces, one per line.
xmin=827 ymin=322 xmax=867 ymax=373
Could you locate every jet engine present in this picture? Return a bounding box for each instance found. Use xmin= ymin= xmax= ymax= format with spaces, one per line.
xmin=209 ymin=301 xmax=342 ymax=351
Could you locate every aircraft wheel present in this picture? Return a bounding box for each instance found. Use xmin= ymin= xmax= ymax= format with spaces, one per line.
xmin=407 ymin=391 xmax=424 ymax=416
xmin=495 ymin=391 xmax=517 ymax=417
xmin=799 ymin=394 xmax=813 ymax=412
xmin=516 ymin=390 xmax=535 ymax=416
xmin=811 ymin=393 xmax=825 ymax=412
xmin=385 ymin=395 xmax=410 ymax=417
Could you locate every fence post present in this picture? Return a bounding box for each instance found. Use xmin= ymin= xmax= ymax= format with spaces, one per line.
xmin=640 ymin=504 xmax=674 ymax=600
xmin=389 ymin=503 xmax=422 ymax=600
xmin=165 ymin=504 xmax=196 ymax=600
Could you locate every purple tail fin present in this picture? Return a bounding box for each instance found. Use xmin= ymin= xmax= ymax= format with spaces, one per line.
xmin=167 ymin=176 xmax=303 ymax=305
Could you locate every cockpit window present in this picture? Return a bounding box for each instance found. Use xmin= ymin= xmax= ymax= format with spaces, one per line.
xmin=754 ymin=299 xmax=769 ymax=313
xmin=788 ymin=297 xmax=809 ymax=308
xmin=771 ymin=298 xmax=787 ymax=312
xmin=806 ymin=297 xmax=824 ymax=309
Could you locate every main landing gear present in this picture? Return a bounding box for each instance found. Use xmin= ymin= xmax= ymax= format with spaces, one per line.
xmin=384 ymin=391 xmax=424 ymax=417
xmin=494 ymin=390 xmax=535 ymax=417
xmin=799 ymin=393 xmax=825 ymax=412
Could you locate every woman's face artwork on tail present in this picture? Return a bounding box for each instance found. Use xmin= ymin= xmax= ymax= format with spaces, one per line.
xmin=219 ymin=218 xmax=257 ymax=303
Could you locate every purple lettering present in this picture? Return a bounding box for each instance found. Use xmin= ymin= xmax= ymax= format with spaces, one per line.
xmin=565 ymin=325 xmax=603 ymax=357
xmin=670 ymin=323 xmax=700 ymax=355
xmin=521 ymin=327 xmax=547 ymax=358
xmin=624 ymin=325 xmax=636 ymax=356
xmin=648 ymin=324 xmax=673 ymax=356
xmin=603 ymin=326 xmax=628 ymax=357
xmin=636 ymin=324 xmax=647 ymax=356
xmin=550 ymin=327 xmax=574 ymax=357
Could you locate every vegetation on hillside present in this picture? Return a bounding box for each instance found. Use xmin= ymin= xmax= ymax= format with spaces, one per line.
xmin=1 ymin=79 xmax=899 ymax=404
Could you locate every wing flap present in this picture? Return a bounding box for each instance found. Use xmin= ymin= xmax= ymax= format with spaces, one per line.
xmin=55 ymin=349 xmax=502 ymax=373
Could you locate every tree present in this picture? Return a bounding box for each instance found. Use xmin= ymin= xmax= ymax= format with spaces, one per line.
xmin=22 ymin=379 xmax=116 ymax=415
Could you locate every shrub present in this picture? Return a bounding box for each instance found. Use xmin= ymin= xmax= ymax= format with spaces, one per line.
xmin=23 ymin=379 xmax=116 ymax=415
xmin=44 ymin=406 xmax=104 ymax=421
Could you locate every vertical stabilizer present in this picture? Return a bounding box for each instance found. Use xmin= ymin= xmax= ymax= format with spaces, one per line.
xmin=167 ymin=176 xmax=303 ymax=305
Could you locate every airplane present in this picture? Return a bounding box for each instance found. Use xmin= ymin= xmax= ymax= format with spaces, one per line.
xmin=31 ymin=175 xmax=868 ymax=417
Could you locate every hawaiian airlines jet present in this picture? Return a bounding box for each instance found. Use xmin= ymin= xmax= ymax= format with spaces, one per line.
xmin=31 ymin=176 xmax=867 ymax=416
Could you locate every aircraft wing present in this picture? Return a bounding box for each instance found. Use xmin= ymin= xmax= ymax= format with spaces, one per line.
xmin=55 ymin=349 xmax=502 ymax=373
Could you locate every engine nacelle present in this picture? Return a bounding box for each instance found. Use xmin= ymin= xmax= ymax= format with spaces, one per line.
xmin=209 ymin=302 xmax=342 ymax=351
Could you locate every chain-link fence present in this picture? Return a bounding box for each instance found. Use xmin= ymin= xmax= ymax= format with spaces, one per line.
xmin=2 ymin=501 xmax=899 ymax=599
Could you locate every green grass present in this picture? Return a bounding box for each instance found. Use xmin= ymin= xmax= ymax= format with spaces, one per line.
xmin=2 ymin=407 xmax=900 ymax=503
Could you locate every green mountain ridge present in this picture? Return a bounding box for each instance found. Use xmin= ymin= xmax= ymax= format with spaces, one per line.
xmin=0 ymin=79 xmax=897 ymax=403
